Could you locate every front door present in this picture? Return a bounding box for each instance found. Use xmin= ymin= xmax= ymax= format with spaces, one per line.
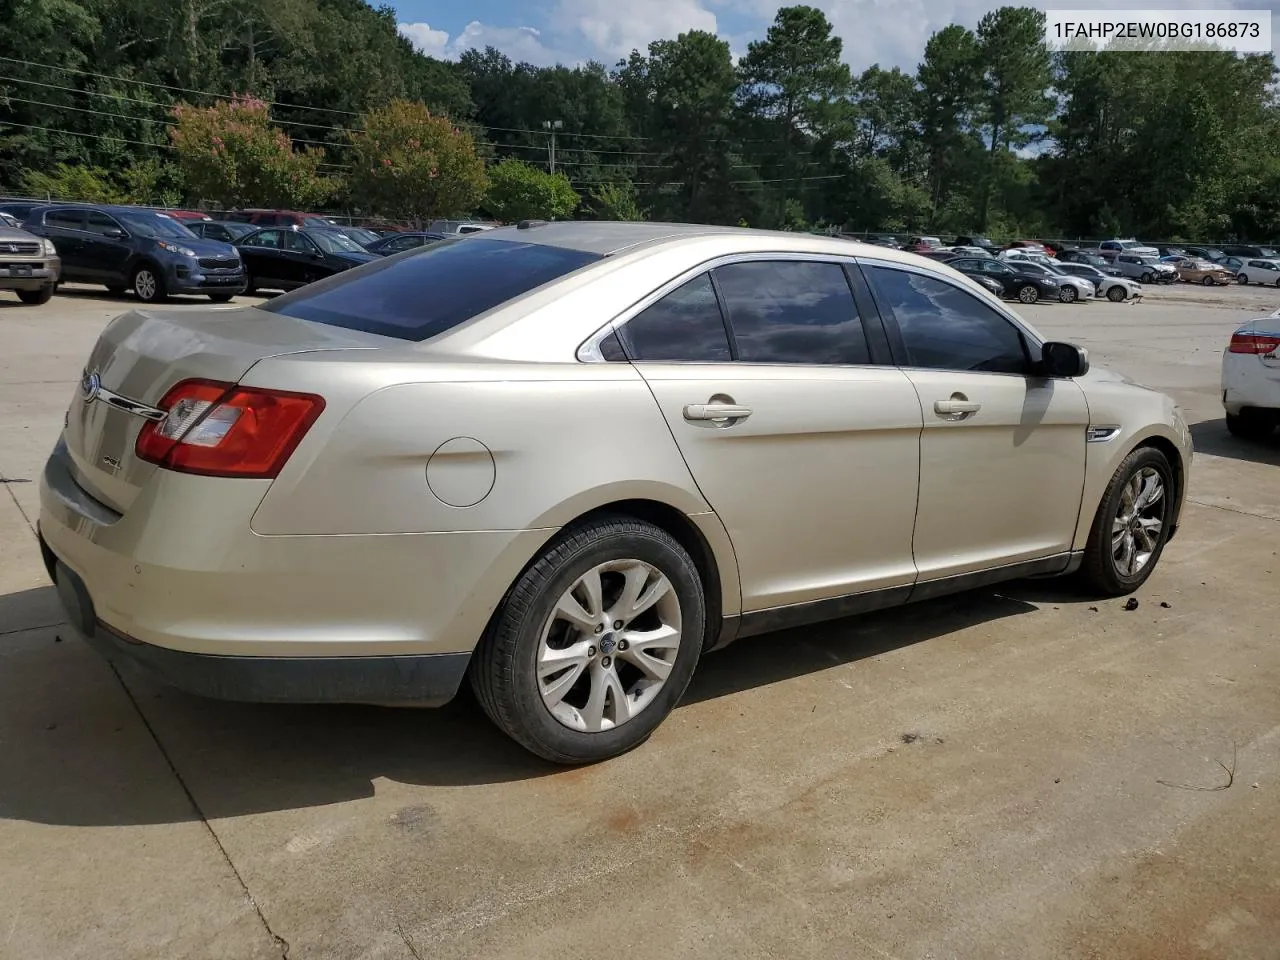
xmin=861 ymin=262 xmax=1090 ymax=582
xmin=617 ymin=259 xmax=924 ymax=614
xmin=240 ymin=230 xmax=288 ymax=289
xmin=80 ymin=211 xmax=135 ymax=285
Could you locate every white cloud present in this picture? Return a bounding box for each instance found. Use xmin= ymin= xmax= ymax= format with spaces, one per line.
xmin=397 ymin=22 xmax=449 ymax=60
xmin=554 ymin=0 xmax=719 ymax=60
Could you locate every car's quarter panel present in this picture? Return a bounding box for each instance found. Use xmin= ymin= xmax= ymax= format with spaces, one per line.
xmin=903 ymin=370 xmax=1090 ymax=578
xmin=634 ymin=364 xmax=923 ymax=611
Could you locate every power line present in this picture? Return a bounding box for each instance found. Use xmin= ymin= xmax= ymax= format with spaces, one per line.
xmin=0 ymin=120 xmax=173 ymax=150
xmin=2 ymin=94 xmax=176 ymax=126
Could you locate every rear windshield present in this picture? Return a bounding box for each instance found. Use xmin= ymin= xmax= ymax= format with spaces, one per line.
xmin=262 ymin=238 xmax=602 ymax=341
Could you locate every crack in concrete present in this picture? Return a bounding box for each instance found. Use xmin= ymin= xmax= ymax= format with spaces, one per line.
xmin=1187 ymin=497 xmax=1280 ymax=524
xmin=107 ymin=662 xmax=292 ymax=959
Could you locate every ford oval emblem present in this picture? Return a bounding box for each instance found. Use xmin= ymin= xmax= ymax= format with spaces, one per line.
xmin=81 ymin=371 xmax=102 ymax=404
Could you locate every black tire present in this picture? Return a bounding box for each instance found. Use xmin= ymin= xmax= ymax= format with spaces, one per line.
xmin=131 ymin=264 xmax=166 ymax=303
xmin=1237 ymin=273 xmax=1249 ymax=285
xmin=470 ymin=516 xmax=706 ymax=764
xmin=106 ymin=284 xmax=127 ymax=296
xmin=1081 ymin=446 xmax=1174 ymax=597
xmin=16 ymin=286 xmax=53 ymax=305
xmin=243 ymin=271 xmax=256 ymax=295
xmin=1201 ymin=275 xmax=1214 ymax=286
xmin=208 ymin=292 xmax=234 ymax=303
xmin=1059 ymin=285 xmax=1078 ymax=303
xmin=1225 ymin=409 xmax=1276 ymax=441
xmin=1141 ymin=271 xmax=1154 ymax=283
xmin=1017 ymin=284 xmax=1039 ymax=304
xmin=1106 ymin=285 xmax=1126 ymax=302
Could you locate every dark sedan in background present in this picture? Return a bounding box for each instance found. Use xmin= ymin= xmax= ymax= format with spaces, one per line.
xmin=23 ymin=204 xmax=245 ymax=302
xmin=235 ymin=226 xmax=377 ymax=293
xmin=187 ymin=220 xmax=258 ymax=244
xmin=365 ymin=231 xmax=448 ymax=255
xmin=945 ymin=255 xmax=1063 ymax=304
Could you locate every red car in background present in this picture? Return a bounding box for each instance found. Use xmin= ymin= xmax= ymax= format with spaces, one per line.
xmin=224 ymin=209 xmax=336 ymax=229
xmin=153 ymin=209 xmax=211 ymax=222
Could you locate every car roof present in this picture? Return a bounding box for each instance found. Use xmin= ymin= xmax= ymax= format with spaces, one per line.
xmin=477 ymin=220 xmax=925 ymax=261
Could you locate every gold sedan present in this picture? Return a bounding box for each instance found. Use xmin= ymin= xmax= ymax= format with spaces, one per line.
xmin=1177 ymin=259 xmax=1235 ymax=285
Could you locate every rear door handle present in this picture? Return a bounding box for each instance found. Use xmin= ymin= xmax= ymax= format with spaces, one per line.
xmin=683 ymin=403 xmax=753 ymax=422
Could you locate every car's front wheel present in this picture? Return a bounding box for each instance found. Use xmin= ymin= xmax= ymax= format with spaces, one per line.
xmin=1141 ymin=271 xmax=1154 ymax=283
xmin=1082 ymin=447 xmax=1174 ymax=596
xmin=1238 ymin=273 xmax=1249 ymax=285
xmin=471 ymin=516 xmax=706 ymax=764
xmin=131 ymin=265 xmax=166 ymax=303
xmin=1017 ymin=284 xmax=1039 ymax=304
xmin=16 ymin=286 xmax=53 ymax=305
xmin=1201 ymin=275 xmax=1215 ymax=286
xmin=1106 ymin=285 xmax=1126 ymax=302
xmin=1059 ymin=285 xmax=1078 ymax=303
xmin=208 ymin=293 xmax=234 ymax=303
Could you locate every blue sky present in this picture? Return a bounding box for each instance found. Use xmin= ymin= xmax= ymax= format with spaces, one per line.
xmin=393 ymin=0 xmax=1280 ymax=71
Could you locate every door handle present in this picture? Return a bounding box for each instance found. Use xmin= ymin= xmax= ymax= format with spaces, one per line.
xmin=683 ymin=403 xmax=752 ymax=422
xmin=934 ymin=397 xmax=982 ymax=419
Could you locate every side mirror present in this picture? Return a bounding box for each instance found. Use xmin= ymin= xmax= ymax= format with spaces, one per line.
xmin=1042 ymin=341 xmax=1089 ymax=378
xmin=311 ymin=250 xmax=325 ymax=260
xmin=104 ymin=227 xmax=127 ymax=240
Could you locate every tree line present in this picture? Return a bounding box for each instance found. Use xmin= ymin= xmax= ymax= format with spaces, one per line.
xmin=3 ymin=0 xmax=1279 ymax=240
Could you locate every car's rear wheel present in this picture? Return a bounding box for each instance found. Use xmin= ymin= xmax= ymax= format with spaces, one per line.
xmin=470 ymin=516 xmax=706 ymax=764
xmin=208 ymin=293 xmax=234 ymax=303
xmin=1106 ymin=285 xmax=1126 ymax=302
xmin=1059 ymin=286 xmax=1078 ymax=303
xmin=1017 ymin=284 xmax=1039 ymax=304
xmin=16 ymin=286 xmax=53 ymax=305
xmin=131 ymin=265 xmax=166 ymax=303
xmin=1226 ymin=409 xmax=1276 ymax=441
xmin=1082 ymin=447 xmax=1174 ymax=596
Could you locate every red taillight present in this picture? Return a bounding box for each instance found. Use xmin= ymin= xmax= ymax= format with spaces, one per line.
xmin=1228 ymin=332 xmax=1280 ymax=355
xmin=136 ymin=379 xmax=325 ymax=478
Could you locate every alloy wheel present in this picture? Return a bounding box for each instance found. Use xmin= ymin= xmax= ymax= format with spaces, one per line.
xmin=1059 ymin=286 xmax=1077 ymax=303
xmin=134 ymin=269 xmax=158 ymax=301
xmin=537 ymin=560 xmax=682 ymax=733
xmin=1111 ymin=467 xmax=1166 ymax=578
xmin=1018 ymin=285 xmax=1038 ymax=304
xmin=1106 ymin=286 xmax=1125 ymax=302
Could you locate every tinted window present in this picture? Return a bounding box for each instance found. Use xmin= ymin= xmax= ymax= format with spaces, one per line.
xmin=865 ymin=267 xmax=1029 ymax=375
xmin=311 ymin=230 xmax=363 ymax=254
xmin=283 ymin=230 xmax=314 ymax=253
xmin=714 ymin=261 xmax=870 ymax=365
xmin=84 ymin=211 xmax=122 ymax=236
xmin=387 ymin=235 xmax=425 ymax=252
xmin=619 ymin=273 xmax=731 ymax=362
xmin=264 ymin=238 xmax=601 ymax=342
xmin=46 ymin=209 xmax=85 ymax=229
xmin=243 ymin=230 xmax=281 ymax=249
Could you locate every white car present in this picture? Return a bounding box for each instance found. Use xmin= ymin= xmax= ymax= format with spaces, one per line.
xmin=1235 ymin=259 xmax=1280 ymax=287
xmin=1222 ymin=306 xmax=1280 ymax=439
xmin=1055 ymin=263 xmax=1143 ymax=302
xmin=1099 ymin=239 xmax=1160 ymax=260
xmin=1000 ymin=249 xmax=1059 ymax=266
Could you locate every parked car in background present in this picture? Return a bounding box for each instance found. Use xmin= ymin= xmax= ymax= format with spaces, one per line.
xmin=1221 ymin=306 xmax=1280 ymax=439
xmin=23 ymin=204 xmax=244 ymax=303
xmin=1156 ymin=246 xmax=1188 ymax=258
xmin=1007 ymin=259 xmax=1095 ymax=303
xmin=0 ymin=211 xmax=21 ymax=228
xmin=187 ymin=220 xmax=258 ymax=244
xmin=1219 ymin=256 xmax=1245 ymax=275
xmin=970 ymin=273 xmax=1006 ymax=297
xmin=235 ymin=225 xmax=378 ymax=293
xmin=1112 ymin=253 xmax=1177 ymax=283
xmin=225 ymin=209 xmax=336 ymax=229
xmin=366 ymin=232 xmax=449 ymax=256
xmin=1184 ymin=246 xmax=1225 ymax=261
xmin=0 ymin=201 xmax=51 ymax=222
xmin=1176 ymin=259 xmax=1236 ymax=286
xmin=0 ymin=220 xmax=61 ymax=304
xmin=1235 ymin=258 xmax=1280 ymax=286
xmin=948 ymin=245 xmax=994 ymax=258
xmin=1220 ymin=244 xmax=1280 ymax=259
xmin=904 ymin=236 xmax=944 ymax=252
xmin=37 ymin=222 xmax=1191 ymax=764
xmin=329 ymin=225 xmax=382 ymax=249
xmin=945 ymin=255 xmax=1063 ymax=304
xmin=952 ymin=235 xmax=996 ymax=251
xmin=1099 ymin=239 xmax=1160 ymax=260
xmin=1058 ymin=250 xmax=1122 ymax=274
xmin=1000 ymin=249 xmax=1058 ymax=267
xmin=160 ymin=210 xmax=212 ymax=222
xmin=1055 ymin=263 xmax=1142 ymax=302
xmin=426 ymin=219 xmax=499 ymax=235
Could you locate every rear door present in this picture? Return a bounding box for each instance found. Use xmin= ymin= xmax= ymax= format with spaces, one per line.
xmin=41 ymin=208 xmax=89 ymax=277
xmin=862 ymin=261 xmax=1089 ymax=583
xmin=620 ymin=256 xmax=923 ymax=615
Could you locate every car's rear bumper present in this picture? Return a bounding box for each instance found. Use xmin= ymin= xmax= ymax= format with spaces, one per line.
xmin=37 ymin=437 xmax=553 ymax=703
xmin=1223 ymin=355 xmax=1280 ymax=414
xmin=0 ymin=259 xmax=60 ymax=290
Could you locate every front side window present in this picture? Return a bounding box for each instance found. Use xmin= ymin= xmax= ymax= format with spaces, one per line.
xmin=283 ymin=231 xmax=315 ymax=253
xmin=264 ymin=238 xmax=601 ymax=342
xmin=864 ymin=266 xmax=1029 ymax=375
xmin=713 ymin=260 xmax=870 ymax=365
xmin=84 ymin=211 xmax=123 ymax=236
xmin=244 ymin=230 xmax=282 ymax=249
xmin=618 ymin=273 xmax=731 ymax=362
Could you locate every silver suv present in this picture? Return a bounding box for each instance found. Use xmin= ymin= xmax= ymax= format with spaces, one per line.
xmin=1113 ymin=254 xmax=1176 ymax=284
xmin=0 ymin=223 xmax=60 ymax=304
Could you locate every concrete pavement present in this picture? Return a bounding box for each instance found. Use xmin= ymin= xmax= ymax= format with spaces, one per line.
xmin=1 ymin=284 xmax=1277 ymax=960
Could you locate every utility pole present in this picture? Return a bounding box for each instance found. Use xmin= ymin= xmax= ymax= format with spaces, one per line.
xmin=542 ymin=120 xmax=563 ymax=174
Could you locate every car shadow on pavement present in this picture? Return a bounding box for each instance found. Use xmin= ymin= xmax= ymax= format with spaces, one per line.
xmin=0 ymin=584 xmax=1066 ymax=826
xmin=1190 ymin=419 xmax=1280 ymax=466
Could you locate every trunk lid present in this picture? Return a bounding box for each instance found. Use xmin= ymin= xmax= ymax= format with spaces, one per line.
xmin=66 ymin=305 xmax=379 ymax=513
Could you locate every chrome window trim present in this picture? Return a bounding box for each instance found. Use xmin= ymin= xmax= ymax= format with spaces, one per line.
xmin=577 ymin=250 xmax=876 ymax=364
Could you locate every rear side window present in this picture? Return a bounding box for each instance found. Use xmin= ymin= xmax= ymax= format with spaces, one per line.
xmin=714 ymin=260 xmax=870 ymax=365
xmin=619 ymin=273 xmax=731 ymax=362
xmin=264 ymin=238 xmax=601 ymax=342
xmin=865 ymin=266 xmax=1029 ymax=375
xmin=46 ymin=209 xmax=85 ymax=229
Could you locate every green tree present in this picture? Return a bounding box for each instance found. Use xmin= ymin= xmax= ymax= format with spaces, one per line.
xmin=345 ymin=99 xmax=487 ymax=221
xmin=20 ymin=164 xmax=126 ymax=203
xmin=916 ymin=24 xmax=983 ymax=226
xmin=169 ymin=95 xmax=329 ymax=208
xmin=483 ymin=159 xmax=579 ymax=222
xmin=588 ymin=180 xmax=646 ymax=221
